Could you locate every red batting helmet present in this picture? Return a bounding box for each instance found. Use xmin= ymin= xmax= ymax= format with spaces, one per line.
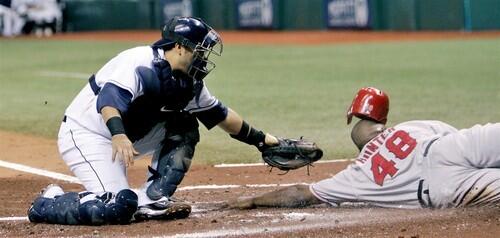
xmin=347 ymin=87 xmax=389 ymax=125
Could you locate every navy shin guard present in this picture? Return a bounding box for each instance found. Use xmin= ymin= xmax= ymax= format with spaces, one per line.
xmin=146 ymin=129 xmax=199 ymax=200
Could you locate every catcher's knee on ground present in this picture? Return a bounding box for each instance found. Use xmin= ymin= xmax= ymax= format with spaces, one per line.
xmin=28 ymin=189 xmax=138 ymax=225
xmin=103 ymin=189 xmax=139 ymax=224
xmin=79 ymin=189 xmax=138 ymax=225
xmin=146 ymin=128 xmax=199 ymax=200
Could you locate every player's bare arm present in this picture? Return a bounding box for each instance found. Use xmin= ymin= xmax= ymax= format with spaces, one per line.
xmin=227 ymin=185 xmax=322 ymax=209
xmin=101 ymin=106 xmax=138 ymax=167
xmin=218 ymin=108 xmax=279 ymax=146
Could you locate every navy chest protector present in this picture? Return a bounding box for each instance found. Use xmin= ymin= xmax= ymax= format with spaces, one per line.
xmin=121 ymin=48 xmax=202 ymax=142
xmin=152 ymin=47 xmax=204 ymax=111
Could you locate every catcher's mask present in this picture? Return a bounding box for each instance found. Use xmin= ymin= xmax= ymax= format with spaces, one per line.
xmin=153 ymin=17 xmax=223 ymax=81
xmin=347 ymin=87 xmax=389 ymax=125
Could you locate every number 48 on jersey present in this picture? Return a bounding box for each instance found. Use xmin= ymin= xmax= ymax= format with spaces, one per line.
xmin=369 ymin=130 xmax=417 ymax=186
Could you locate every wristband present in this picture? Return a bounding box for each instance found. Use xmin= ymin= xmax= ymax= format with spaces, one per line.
xmin=106 ymin=116 xmax=126 ymax=136
xmin=230 ymin=121 xmax=267 ymax=151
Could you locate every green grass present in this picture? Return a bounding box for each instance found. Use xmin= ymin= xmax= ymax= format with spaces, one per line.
xmin=1 ymin=38 xmax=499 ymax=164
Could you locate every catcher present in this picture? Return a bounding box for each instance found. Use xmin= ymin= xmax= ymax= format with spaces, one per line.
xmin=27 ymin=16 xmax=322 ymax=226
xmin=228 ymin=87 xmax=500 ymax=209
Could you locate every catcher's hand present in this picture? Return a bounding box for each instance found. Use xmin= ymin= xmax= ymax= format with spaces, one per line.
xmin=261 ymin=137 xmax=323 ymax=171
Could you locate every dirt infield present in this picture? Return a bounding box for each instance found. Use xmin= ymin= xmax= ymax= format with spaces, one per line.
xmin=1 ymin=31 xmax=500 ymax=237
xmin=1 ymin=130 xmax=500 ymax=237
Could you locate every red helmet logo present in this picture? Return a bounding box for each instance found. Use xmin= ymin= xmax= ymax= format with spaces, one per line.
xmin=347 ymin=87 xmax=389 ymax=124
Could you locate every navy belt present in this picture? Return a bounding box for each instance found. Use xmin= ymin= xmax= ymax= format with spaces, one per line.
xmin=88 ymin=74 xmax=101 ymax=95
xmin=417 ymin=137 xmax=440 ymax=208
xmin=417 ymin=179 xmax=433 ymax=208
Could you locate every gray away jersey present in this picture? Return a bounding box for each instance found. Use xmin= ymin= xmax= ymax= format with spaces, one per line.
xmin=310 ymin=120 xmax=458 ymax=208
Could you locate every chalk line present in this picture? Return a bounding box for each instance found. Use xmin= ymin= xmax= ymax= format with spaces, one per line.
xmin=0 ymin=160 xmax=81 ymax=184
xmin=162 ymin=219 xmax=353 ymax=238
xmin=214 ymin=158 xmax=352 ymax=168
xmin=0 ymin=217 xmax=29 ymax=222
xmin=1 ymin=160 xmax=314 ymax=191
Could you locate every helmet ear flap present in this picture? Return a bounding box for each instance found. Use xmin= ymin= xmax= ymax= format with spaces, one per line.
xmin=347 ymin=87 xmax=389 ymax=125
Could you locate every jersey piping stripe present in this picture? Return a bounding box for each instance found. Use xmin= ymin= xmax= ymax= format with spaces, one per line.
xmin=423 ymin=137 xmax=440 ymax=157
xmin=186 ymin=99 xmax=219 ymax=113
xmin=69 ymin=129 xmax=106 ymax=192
xmin=88 ymin=75 xmax=101 ymax=95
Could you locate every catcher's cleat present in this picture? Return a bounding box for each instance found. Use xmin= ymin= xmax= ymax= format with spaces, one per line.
xmin=40 ymin=184 xmax=64 ymax=198
xmin=133 ymin=198 xmax=191 ymax=221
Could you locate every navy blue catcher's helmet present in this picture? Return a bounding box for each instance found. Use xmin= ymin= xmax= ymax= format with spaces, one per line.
xmin=153 ymin=17 xmax=223 ymax=81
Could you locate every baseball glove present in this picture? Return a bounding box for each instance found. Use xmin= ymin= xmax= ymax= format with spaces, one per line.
xmin=261 ymin=137 xmax=323 ymax=171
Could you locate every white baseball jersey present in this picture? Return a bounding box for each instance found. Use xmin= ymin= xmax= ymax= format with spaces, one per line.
xmin=310 ymin=120 xmax=458 ymax=208
xmin=59 ymin=46 xmax=228 ymax=206
xmin=64 ymin=46 xmax=224 ymax=139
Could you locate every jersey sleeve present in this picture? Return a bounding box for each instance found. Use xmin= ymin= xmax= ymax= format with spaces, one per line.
xmin=95 ymin=83 xmax=133 ymax=114
xmin=310 ymin=163 xmax=421 ymax=208
xmin=184 ymin=85 xmax=228 ymax=129
xmin=309 ymin=166 xmax=361 ymax=205
xmin=94 ymin=47 xmax=148 ymax=114
xmin=95 ymin=48 xmax=146 ymax=100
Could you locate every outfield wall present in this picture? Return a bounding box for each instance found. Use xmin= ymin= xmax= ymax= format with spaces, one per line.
xmin=61 ymin=0 xmax=500 ymax=31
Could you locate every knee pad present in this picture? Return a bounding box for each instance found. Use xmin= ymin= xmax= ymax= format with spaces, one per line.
xmin=105 ymin=189 xmax=138 ymax=224
xmin=146 ymin=130 xmax=199 ymax=200
xmin=114 ymin=189 xmax=139 ymax=212
xmin=78 ymin=189 xmax=138 ymax=225
xmin=78 ymin=191 xmax=112 ymax=226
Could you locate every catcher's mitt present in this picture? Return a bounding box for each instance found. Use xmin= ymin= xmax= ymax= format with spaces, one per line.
xmin=261 ymin=137 xmax=323 ymax=172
